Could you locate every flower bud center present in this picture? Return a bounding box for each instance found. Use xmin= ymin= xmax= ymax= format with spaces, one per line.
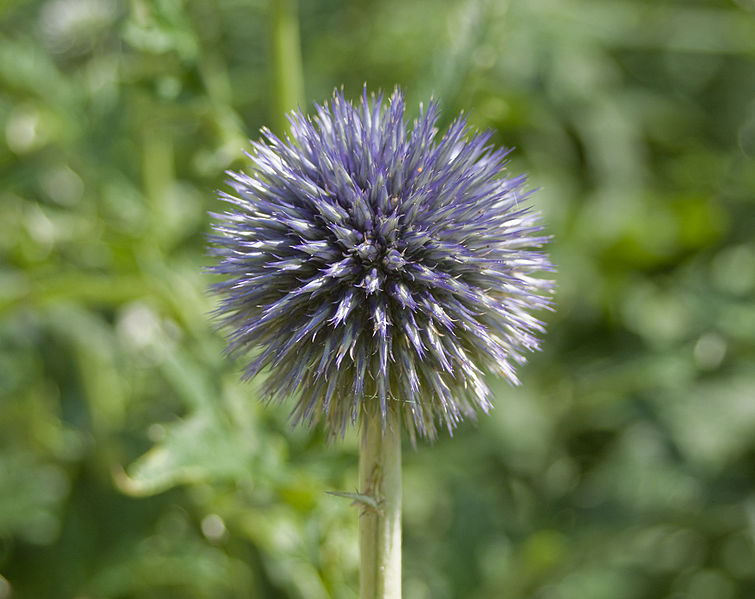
xmin=355 ymin=239 xmax=379 ymax=262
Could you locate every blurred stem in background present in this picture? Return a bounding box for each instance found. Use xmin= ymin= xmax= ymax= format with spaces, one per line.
xmin=271 ymin=0 xmax=305 ymax=132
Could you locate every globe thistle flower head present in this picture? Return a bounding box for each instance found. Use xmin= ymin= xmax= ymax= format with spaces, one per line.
xmin=210 ymin=88 xmax=553 ymax=441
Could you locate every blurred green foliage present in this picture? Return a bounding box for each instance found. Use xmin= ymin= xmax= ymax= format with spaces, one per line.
xmin=1 ymin=0 xmax=755 ymax=597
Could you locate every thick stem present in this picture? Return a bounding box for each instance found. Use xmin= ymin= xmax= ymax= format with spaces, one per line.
xmin=359 ymin=412 xmax=402 ymax=599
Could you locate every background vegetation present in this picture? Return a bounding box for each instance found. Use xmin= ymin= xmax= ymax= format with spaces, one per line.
xmin=1 ymin=0 xmax=755 ymax=597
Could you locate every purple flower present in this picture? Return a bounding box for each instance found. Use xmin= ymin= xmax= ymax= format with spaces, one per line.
xmin=209 ymin=88 xmax=553 ymax=441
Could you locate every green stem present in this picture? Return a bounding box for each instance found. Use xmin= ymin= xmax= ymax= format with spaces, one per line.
xmin=359 ymin=411 xmax=402 ymax=599
xmin=270 ymin=0 xmax=305 ymax=132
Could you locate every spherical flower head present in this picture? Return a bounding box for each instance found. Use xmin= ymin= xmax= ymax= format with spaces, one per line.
xmin=209 ymin=88 xmax=554 ymax=441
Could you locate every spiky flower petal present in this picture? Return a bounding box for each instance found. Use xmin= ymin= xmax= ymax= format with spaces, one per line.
xmin=209 ymin=88 xmax=553 ymax=441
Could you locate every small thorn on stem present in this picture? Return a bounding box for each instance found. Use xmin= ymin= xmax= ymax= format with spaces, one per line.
xmin=326 ymin=490 xmax=384 ymax=516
